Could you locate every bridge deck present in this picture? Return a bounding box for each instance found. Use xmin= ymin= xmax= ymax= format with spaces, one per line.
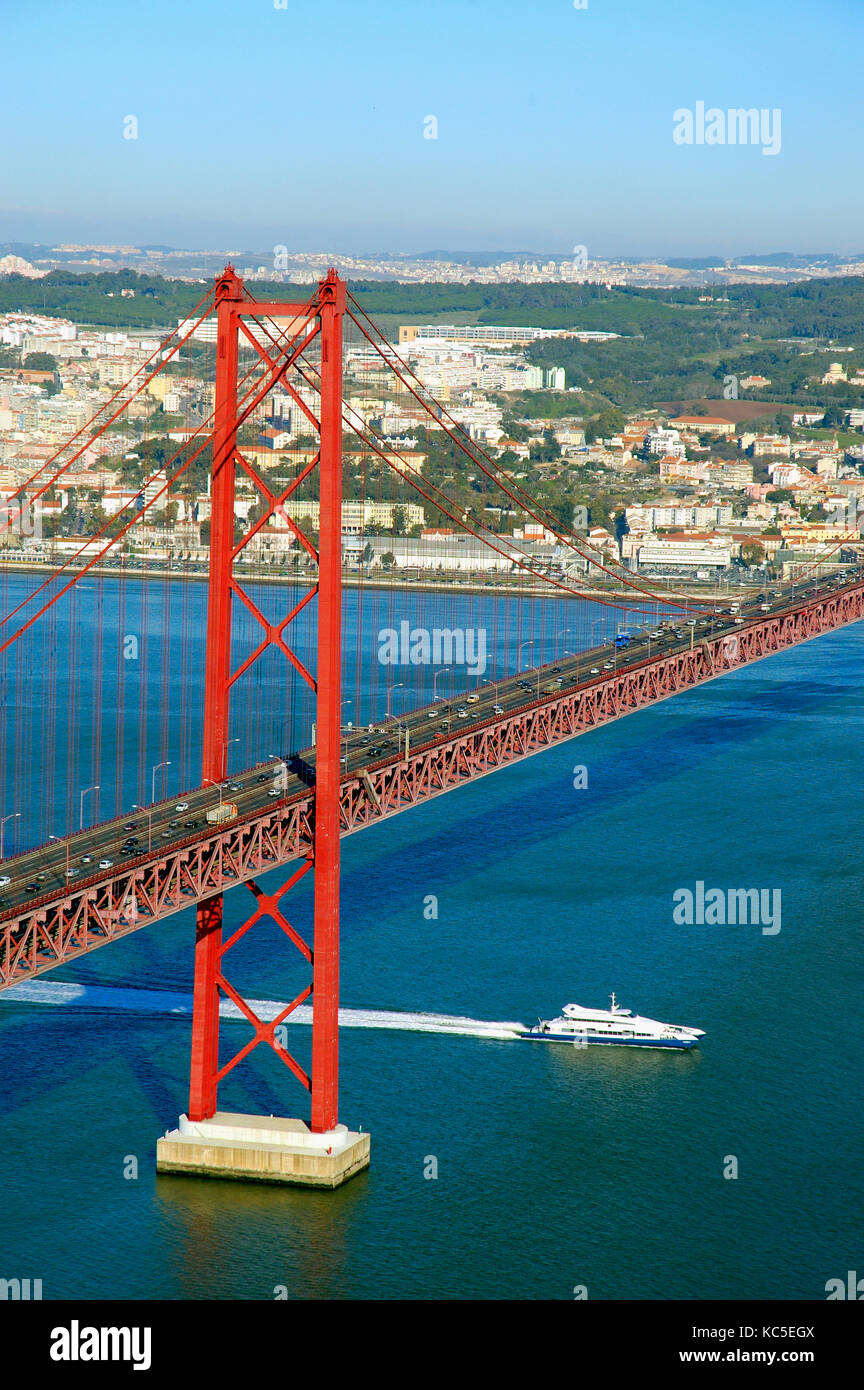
xmin=1 ymin=569 xmax=862 ymax=988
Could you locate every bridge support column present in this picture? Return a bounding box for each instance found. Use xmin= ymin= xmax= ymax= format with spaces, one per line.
xmin=187 ymin=266 xmax=240 ymax=1123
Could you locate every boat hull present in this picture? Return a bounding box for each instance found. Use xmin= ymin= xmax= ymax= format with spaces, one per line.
xmin=521 ymin=1031 xmax=700 ymax=1049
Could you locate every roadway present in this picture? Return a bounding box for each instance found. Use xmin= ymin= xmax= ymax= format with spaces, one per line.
xmin=0 ymin=564 xmax=859 ymax=918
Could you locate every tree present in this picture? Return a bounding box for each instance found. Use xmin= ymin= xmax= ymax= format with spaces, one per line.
xmin=381 ymin=550 xmax=396 ymax=568
xmin=529 ymin=428 xmax=561 ymax=463
xmin=392 ymin=504 xmax=408 ymax=536
xmin=584 ymin=407 xmax=624 ymax=444
xmin=23 ymin=351 xmax=57 ymax=372
xmin=740 ymin=540 xmax=766 ymax=567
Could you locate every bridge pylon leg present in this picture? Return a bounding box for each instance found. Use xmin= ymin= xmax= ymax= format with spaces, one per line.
xmin=309 ymin=270 xmax=343 ymax=1135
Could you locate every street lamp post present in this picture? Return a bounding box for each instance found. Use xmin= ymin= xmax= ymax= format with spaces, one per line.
xmin=223 ymin=737 xmax=240 ymax=778
xmin=49 ymin=833 xmax=70 ymax=879
xmin=203 ymin=778 xmax=224 ymax=810
xmin=384 ymin=712 xmax=410 ymax=761
xmin=385 ymin=682 xmax=405 ymax=717
xmin=0 ymin=811 xmax=21 ymax=860
xmin=340 ymin=699 xmax=353 ymax=758
xmin=151 ymin=760 xmax=172 ymax=804
xmin=518 ymin=639 xmax=535 ymax=671
xmin=555 ymin=627 xmax=573 ymax=659
xmin=79 ymin=784 xmax=100 ymax=831
xmin=131 ymin=804 xmax=153 ymax=853
xmin=432 ymin=666 xmax=452 ymax=702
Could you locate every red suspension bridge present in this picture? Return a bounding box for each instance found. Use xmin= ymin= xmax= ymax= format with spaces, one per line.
xmin=0 ymin=268 xmax=861 ymax=1184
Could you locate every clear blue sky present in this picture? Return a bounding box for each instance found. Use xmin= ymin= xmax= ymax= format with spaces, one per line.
xmin=1 ymin=0 xmax=861 ymax=257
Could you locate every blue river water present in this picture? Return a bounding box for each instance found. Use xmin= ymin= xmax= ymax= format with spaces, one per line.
xmin=0 ymin=583 xmax=862 ymax=1300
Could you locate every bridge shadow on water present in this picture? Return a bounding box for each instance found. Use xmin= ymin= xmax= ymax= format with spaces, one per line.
xmin=339 ymin=661 xmax=858 ymax=917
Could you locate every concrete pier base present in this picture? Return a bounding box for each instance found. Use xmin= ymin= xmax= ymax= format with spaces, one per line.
xmin=156 ymin=1111 xmax=370 ymax=1188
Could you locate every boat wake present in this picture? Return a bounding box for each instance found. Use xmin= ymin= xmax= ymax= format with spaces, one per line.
xmin=1 ymin=980 xmax=526 ymax=1040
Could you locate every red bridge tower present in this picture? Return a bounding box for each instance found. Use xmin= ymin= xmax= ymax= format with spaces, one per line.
xmin=156 ymin=267 xmax=370 ymax=1187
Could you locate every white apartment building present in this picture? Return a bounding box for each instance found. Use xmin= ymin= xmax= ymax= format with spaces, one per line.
xmin=635 ymin=537 xmax=733 ymax=570
xmin=342 ymin=533 xmax=557 ymax=572
xmin=282 ymin=499 xmax=425 ymax=534
xmin=399 ymin=324 xmax=618 ymax=345
xmin=752 ymin=434 xmax=791 ymax=458
xmin=625 ymin=504 xmax=733 ymax=532
xmin=645 ymin=428 xmax=686 ymax=458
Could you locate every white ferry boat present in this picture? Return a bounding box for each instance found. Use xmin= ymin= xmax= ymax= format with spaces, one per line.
xmin=522 ymin=994 xmax=705 ymax=1050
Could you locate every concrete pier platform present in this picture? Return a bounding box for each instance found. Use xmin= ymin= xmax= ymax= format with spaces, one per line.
xmin=156 ymin=1111 xmax=370 ymax=1188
